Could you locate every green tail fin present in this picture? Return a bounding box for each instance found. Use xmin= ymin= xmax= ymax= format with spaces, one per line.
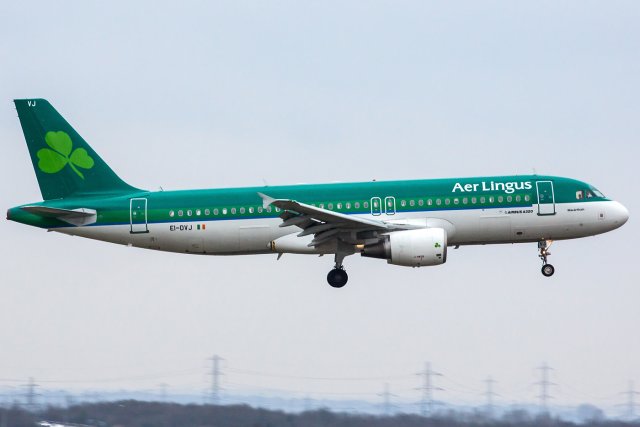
xmin=14 ymin=98 xmax=140 ymax=200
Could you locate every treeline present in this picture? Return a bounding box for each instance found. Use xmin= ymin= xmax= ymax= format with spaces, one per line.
xmin=1 ymin=400 xmax=639 ymax=427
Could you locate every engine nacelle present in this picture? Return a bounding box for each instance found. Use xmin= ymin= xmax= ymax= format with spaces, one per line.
xmin=361 ymin=228 xmax=447 ymax=267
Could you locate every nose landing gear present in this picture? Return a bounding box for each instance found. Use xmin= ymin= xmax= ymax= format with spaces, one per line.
xmin=538 ymin=240 xmax=555 ymax=277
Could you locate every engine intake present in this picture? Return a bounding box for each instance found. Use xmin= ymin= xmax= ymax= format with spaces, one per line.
xmin=361 ymin=228 xmax=447 ymax=267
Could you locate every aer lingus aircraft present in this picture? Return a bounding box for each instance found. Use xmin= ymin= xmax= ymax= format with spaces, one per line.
xmin=7 ymin=99 xmax=629 ymax=287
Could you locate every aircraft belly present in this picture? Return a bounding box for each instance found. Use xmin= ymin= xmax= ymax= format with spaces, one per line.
xmin=55 ymin=218 xmax=289 ymax=255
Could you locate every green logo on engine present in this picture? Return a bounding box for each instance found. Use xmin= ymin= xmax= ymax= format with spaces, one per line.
xmin=435 ymin=242 xmax=441 ymax=248
xmin=37 ymin=131 xmax=94 ymax=179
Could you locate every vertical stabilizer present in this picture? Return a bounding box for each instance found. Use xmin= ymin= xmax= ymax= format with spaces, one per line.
xmin=14 ymin=99 xmax=140 ymax=200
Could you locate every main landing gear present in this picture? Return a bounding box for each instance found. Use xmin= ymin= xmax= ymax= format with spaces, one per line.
xmin=327 ymin=253 xmax=349 ymax=288
xmin=538 ymin=240 xmax=555 ymax=277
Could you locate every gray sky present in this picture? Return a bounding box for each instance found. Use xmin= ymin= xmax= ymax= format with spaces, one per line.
xmin=1 ymin=0 xmax=638 ymax=411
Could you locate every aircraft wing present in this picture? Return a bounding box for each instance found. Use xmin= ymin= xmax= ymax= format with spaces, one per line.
xmin=258 ymin=193 xmax=411 ymax=247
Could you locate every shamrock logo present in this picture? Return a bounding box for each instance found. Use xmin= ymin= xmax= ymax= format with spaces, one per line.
xmin=37 ymin=131 xmax=95 ymax=179
xmin=434 ymin=242 xmax=441 ymax=248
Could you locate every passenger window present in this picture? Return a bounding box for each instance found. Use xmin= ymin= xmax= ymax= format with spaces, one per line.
xmin=445 ymin=199 xmax=450 ymax=205
xmin=169 ymin=210 xmax=175 ymax=217
xmin=515 ymin=195 xmax=521 ymax=202
xmin=498 ymin=196 xmax=503 ymax=203
xmin=428 ymin=199 xmax=433 ymax=206
xmin=418 ymin=199 xmax=424 ymax=206
xmin=337 ymin=203 xmax=342 ymax=209
xmin=257 ymin=207 xmax=262 ymax=213
xmin=205 ymin=209 xmax=210 ymax=215
xmin=355 ymin=202 xmax=360 ymax=209
xmin=401 ymin=200 xmax=406 ymax=207
xmin=249 ymin=207 xmax=254 ymax=214
xmin=178 ymin=210 xmax=184 ymax=217
xmin=319 ymin=203 xmax=324 ymax=209
xmin=489 ymin=196 xmax=494 ymax=203
xmin=436 ymin=199 xmax=441 ymax=206
xmin=346 ymin=202 xmax=351 ymax=209
xmin=410 ymin=200 xmax=415 ymax=207
xmin=214 ymin=209 xmax=219 ymax=215
xmin=471 ymin=197 xmax=477 ymax=204
xmin=480 ymin=197 xmax=485 ymax=203
xmin=453 ymin=198 xmax=459 ymax=205
xmin=266 ymin=206 xmax=272 ymax=212
xmin=328 ymin=203 xmax=334 ymax=210
xmin=524 ymin=195 xmax=531 ymax=202
xmin=196 ymin=209 xmax=201 ymax=216
xmin=240 ymin=207 xmax=245 ymax=214
xmin=364 ymin=201 xmax=369 ymax=208
xmin=231 ymin=208 xmax=236 ymax=214
xmin=187 ymin=210 xmax=192 ymax=216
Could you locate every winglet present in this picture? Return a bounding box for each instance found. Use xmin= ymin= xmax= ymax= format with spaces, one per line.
xmin=257 ymin=192 xmax=276 ymax=209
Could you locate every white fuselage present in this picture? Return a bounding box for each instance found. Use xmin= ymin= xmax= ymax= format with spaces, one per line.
xmin=57 ymin=200 xmax=629 ymax=256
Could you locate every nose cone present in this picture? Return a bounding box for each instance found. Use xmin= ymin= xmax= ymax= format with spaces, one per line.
xmin=610 ymin=201 xmax=629 ymax=228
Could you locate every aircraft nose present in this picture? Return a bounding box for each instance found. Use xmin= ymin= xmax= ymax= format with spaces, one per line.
xmin=610 ymin=201 xmax=629 ymax=227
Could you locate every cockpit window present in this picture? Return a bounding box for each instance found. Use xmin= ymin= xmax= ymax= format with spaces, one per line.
xmin=592 ymin=188 xmax=605 ymax=198
xmin=586 ymin=190 xmax=595 ymax=198
xmin=576 ymin=190 xmax=584 ymax=200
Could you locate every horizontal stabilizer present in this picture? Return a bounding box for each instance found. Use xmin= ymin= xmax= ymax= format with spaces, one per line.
xmin=21 ymin=206 xmax=97 ymax=226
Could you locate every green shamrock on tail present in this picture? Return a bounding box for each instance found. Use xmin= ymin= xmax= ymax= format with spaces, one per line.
xmin=37 ymin=131 xmax=94 ymax=179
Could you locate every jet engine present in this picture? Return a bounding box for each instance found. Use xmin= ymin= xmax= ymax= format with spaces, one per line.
xmin=361 ymin=228 xmax=447 ymax=267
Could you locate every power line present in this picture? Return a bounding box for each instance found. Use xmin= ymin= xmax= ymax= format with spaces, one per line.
xmin=226 ymin=368 xmax=413 ymax=382
xmin=484 ymin=376 xmax=498 ymax=417
xmin=416 ymin=362 xmax=443 ymax=417
xmin=620 ymin=380 xmax=640 ymax=420
xmin=209 ymin=355 xmax=224 ymax=405
xmin=158 ymin=383 xmax=168 ymax=402
xmin=378 ymin=383 xmax=395 ymax=416
xmin=535 ymin=363 xmax=555 ymax=413
xmin=23 ymin=377 xmax=39 ymax=412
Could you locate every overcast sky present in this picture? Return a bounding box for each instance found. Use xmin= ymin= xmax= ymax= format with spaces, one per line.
xmin=1 ymin=0 xmax=638 ymax=413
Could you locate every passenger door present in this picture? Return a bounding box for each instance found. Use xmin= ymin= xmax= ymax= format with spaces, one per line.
xmin=536 ymin=181 xmax=556 ymax=215
xmin=130 ymin=198 xmax=149 ymax=233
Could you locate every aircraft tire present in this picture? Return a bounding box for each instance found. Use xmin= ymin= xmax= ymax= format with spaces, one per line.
xmin=327 ymin=268 xmax=348 ymax=288
xmin=541 ymin=264 xmax=555 ymax=277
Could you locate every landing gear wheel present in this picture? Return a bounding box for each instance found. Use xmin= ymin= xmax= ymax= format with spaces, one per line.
xmin=327 ymin=268 xmax=348 ymax=288
xmin=541 ymin=264 xmax=555 ymax=277
xmin=538 ymin=240 xmax=555 ymax=277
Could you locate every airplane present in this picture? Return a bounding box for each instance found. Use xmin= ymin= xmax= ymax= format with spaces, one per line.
xmin=7 ymin=99 xmax=629 ymax=287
